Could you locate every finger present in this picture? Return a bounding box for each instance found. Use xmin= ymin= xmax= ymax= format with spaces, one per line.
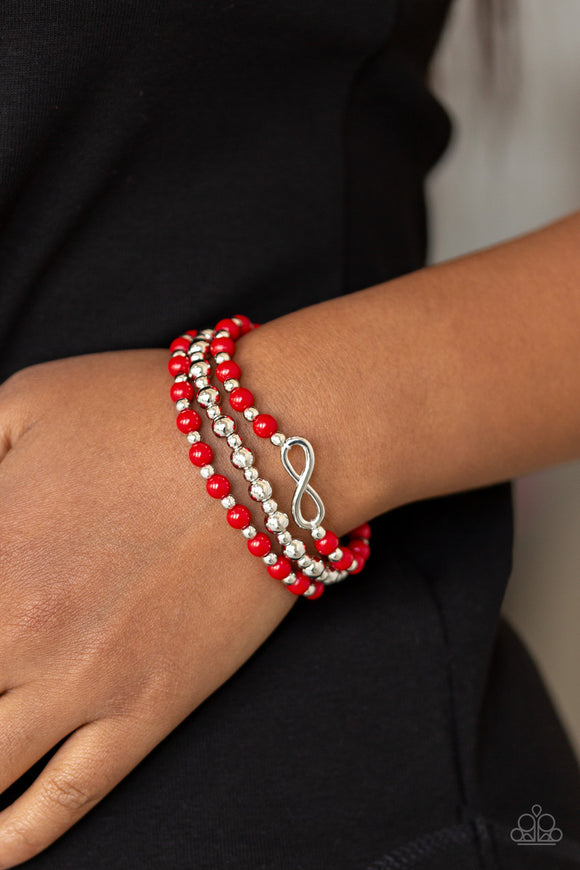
xmin=0 ymin=687 xmax=79 ymax=797
xmin=0 ymin=715 xmax=159 ymax=868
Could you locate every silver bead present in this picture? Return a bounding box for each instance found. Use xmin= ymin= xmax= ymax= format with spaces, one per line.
xmin=213 ymin=415 xmax=236 ymax=438
xmin=261 ymin=498 xmax=278 ymax=515
xmin=304 ymin=559 xmax=325 ymax=578
xmin=323 ymin=570 xmax=339 ymax=585
xmin=277 ymin=531 xmax=292 ymax=546
xmin=346 ymin=558 xmax=360 ymax=573
xmin=200 ymin=464 xmax=214 ymax=479
xmin=249 ymin=478 xmax=273 ymax=502
xmin=215 ymin=329 xmax=229 ymax=339
xmin=189 ymin=341 xmax=209 ymax=355
xmin=311 ymin=526 xmax=326 ymax=541
xmin=206 ymin=404 xmax=223 ymax=420
xmin=284 ymin=539 xmax=306 ymax=560
xmin=189 ymin=360 xmax=210 ymax=379
xmin=242 ymin=525 xmax=257 ymax=539
xmin=186 ymin=430 xmax=201 ymax=444
xmin=199 ymin=328 xmax=214 ymax=340
xmin=197 ymin=387 xmax=220 ymax=407
xmin=215 ymin=352 xmax=230 ymax=364
xmin=282 ymin=572 xmax=297 ymax=586
xmin=338 ymin=570 xmax=349 ymax=582
xmin=262 ymin=553 xmax=277 ymax=566
xmin=265 ymin=511 xmax=289 ymax=533
xmin=175 ymin=399 xmax=190 ymax=412
xmin=188 ymin=351 xmax=205 ymax=363
xmin=223 ymin=379 xmax=239 ymax=393
xmin=303 ymin=583 xmax=318 ymax=598
xmin=173 ymin=372 xmax=189 ymax=383
xmin=243 ymin=407 xmax=258 ymax=421
xmin=227 ymin=433 xmax=242 ymax=449
xmin=232 ymin=316 xmax=243 ymax=327
xmin=231 ymin=447 xmax=254 ymax=469
xmin=194 ymin=376 xmax=210 ymax=390
xmin=297 ymin=555 xmax=313 ymax=569
xmin=329 ymin=548 xmax=343 ymax=562
xmin=171 ymin=349 xmax=188 ymax=358
xmin=270 ymin=432 xmax=286 ymax=446
xmin=221 ymin=495 xmax=236 ymax=509
xmin=244 ymin=466 xmax=259 ymax=482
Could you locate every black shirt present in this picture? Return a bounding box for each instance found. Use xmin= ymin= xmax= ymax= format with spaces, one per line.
xmin=1 ymin=1 xmax=579 ymax=867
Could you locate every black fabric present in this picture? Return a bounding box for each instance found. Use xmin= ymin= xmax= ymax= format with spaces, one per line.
xmin=1 ymin=1 xmax=579 ymax=867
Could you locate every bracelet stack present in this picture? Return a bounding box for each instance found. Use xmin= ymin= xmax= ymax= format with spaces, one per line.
xmin=168 ymin=316 xmax=371 ymax=599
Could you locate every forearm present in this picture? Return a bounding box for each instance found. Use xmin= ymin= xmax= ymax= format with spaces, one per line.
xmin=235 ymin=210 xmax=580 ymax=533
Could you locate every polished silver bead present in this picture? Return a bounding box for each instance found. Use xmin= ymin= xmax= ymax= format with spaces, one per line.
xmin=197 ymin=387 xmax=220 ymax=407
xmin=243 ymin=407 xmax=258 ymax=421
xmin=261 ymin=498 xmax=278 ymax=515
xmin=277 ymin=531 xmax=292 ymax=546
xmin=221 ymin=495 xmax=236 ymax=509
xmin=232 ymin=316 xmax=243 ymax=327
xmin=231 ymin=447 xmax=253 ymax=469
xmin=249 ymin=478 xmax=272 ymax=501
xmin=215 ymin=352 xmax=230 ymax=364
xmin=186 ymin=430 xmax=201 ymax=444
xmin=265 ymin=511 xmax=289 ymax=533
xmin=200 ymin=464 xmax=214 ymax=479
xmin=171 ymin=349 xmax=188 ymax=357
xmin=284 ymin=539 xmax=306 ymax=560
xmin=346 ymin=558 xmax=360 ymax=573
xmin=189 ymin=341 xmax=209 ymax=355
xmin=188 ymin=351 xmax=205 ymax=363
xmin=303 ymin=583 xmax=317 ymax=598
xmin=175 ymin=399 xmax=190 ymax=412
xmin=227 ymin=433 xmax=242 ymax=449
xmin=206 ymin=404 xmax=222 ymax=421
xmin=244 ymin=466 xmax=259 ymax=483
xmin=194 ymin=376 xmax=210 ymax=390
xmin=323 ymin=570 xmax=340 ymax=585
xmin=270 ymin=432 xmax=286 ymax=446
xmin=189 ymin=360 xmax=210 ymax=379
xmin=242 ymin=525 xmax=257 ymax=539
xmin=215 ymin=329 xmax=229 ymax=339
xmin=199 ymin=328 xmax=214 ymax=340
xmin=304 ymin=559 xmax=325 ymax=578
xmin=282 ymin=572 xmax=297 ymax=586
xmin=329 ymin=548 xmax=343 ymax=562
xmin=213 ymin=415 xmax=236 ymax=438
xmin=223 ymin=378 xmax=239 ymax=393
xmin=338 ymin=570 xmax=349 ymax=582
xmin=262 ymin=553 xmax=277 ymax=566
xmin=318 ymin=569 xmax=330 ymax=584
xmin=311 ymin=525 xmax=326 ymax=541
xmin=173 ymin=372 xmax=189 ymax=383
xmin=297 ymin=555 xmax=312 ymax=569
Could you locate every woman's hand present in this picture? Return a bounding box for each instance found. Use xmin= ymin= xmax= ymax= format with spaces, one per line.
xmin=0 ymin=349 xmax=295 ymax=868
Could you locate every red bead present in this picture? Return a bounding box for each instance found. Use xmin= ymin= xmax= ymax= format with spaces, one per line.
xmin=168 ymin=355 xmax=191 ymax=376
xmin=306 ymin=580 xmax=325 ymax=600
xmin=287 ymin=572 xmax=311 ymax=596
xmin=210 ymin=336 xmax=235 ymax=357
xmin=170 ymin=381 xmax=194 ymax=402
xmin=247 ymin=533 xmax=271 ymax=557
xmin=189 ymin=442 xmax=214 ymax=467
xmin=233 ymin=314 xmax=252 ymax=335
xmin=349 ymin=539 xmax=371 ymax=562
xmin=314 ymin=531 xmax=339 ymax=556
xmin=215 ymin=360 xmax=241 ymax=383
xmin=169 ymin=336 xmax=192 ymax=354
xmin=206 ymin=474 xmax=231 ymax=499
xmin=349 ymin=557 xmax=366 ymax=575
xmin=267 ymin=556 xmax=292 ymax=580
xmin=185 ymin=329 xmax=199 ymax=338
xmin=229 ymin=387 xmax=254 ymax=411
xmin=253 ymin=414 xmax=277 ymax=438
xmin=215 ymin=318 xmax=241 ymax=340
xmin=227 ymin=504 xmax=252 ymax=530
xmin=176 ymin=409 xmax=201 ymax=433
xmin=349 ymin=523 xmax=372 ymax=540
xmin=332 ymin=546 xmax=354 ymax=571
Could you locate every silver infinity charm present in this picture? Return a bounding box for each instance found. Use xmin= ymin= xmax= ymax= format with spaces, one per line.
xmin=280 ymin=436 xmax=325 ymax=530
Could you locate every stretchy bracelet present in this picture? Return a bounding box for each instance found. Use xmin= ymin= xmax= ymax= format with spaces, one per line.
xmin=167 ymin=318 xmax=371 ymax=597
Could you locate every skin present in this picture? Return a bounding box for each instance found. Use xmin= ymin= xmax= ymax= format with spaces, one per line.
xmin=0 ymin=208 xmax=579 ymax=866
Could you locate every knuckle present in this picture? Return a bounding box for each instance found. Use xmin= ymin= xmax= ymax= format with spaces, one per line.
xmin=1 ymin=820 xmax=43 ymax=862
xmin=43 ymin=771 xmax=99 ymax=812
